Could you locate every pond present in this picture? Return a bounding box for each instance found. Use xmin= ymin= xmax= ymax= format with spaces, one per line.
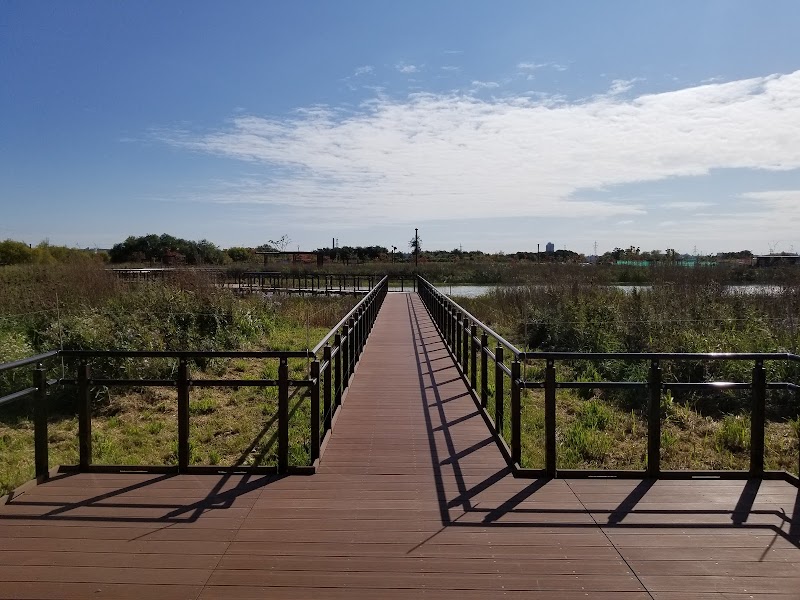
xmin=431 ymin=283 xmax=786 ymax=298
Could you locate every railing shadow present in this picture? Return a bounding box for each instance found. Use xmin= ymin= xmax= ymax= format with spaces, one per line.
xmin=407 ymin=293 xmax=800 ymax=549
xmin=0 ymin=471 xmax=278 ymax=524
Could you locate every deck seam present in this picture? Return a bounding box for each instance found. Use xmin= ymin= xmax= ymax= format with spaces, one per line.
xmin=564 ymin=478 xmax=655 ymax=599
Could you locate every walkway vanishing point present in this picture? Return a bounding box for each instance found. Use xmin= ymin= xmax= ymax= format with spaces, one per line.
xmin=1 ymin=293 xmax=799 ymax=599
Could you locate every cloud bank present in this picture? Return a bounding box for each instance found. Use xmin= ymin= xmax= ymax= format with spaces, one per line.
xmin=158 ymin=71 xmax=800 ymax=227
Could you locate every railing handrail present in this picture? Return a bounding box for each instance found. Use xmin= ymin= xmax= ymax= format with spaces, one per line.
xmin=312 ymin=276 xmax=388 ymax=355
xmin=417 ymin=276 xmax=522 ymax=357
xmin=416 ymin=273 xmax=800 ymax=484
xmin=0 ymin=351 xmax=58 ymax=374
xmin=519 ymin=351 xmax=800 ymax=361
xmin=58 ymin=349 xmax=312 ymax=359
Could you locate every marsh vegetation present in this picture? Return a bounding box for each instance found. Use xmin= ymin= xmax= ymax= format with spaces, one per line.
xmin=0 ymin=263 xmax=357 ymax=495
xmin=454 ymin=276 xmax=800 ymax=475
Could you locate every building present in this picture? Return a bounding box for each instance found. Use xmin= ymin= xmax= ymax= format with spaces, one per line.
xmin=545 ymin=242 xmax=555 ymax=254
xmin=753 ymin=254 xmax=800 ymax=267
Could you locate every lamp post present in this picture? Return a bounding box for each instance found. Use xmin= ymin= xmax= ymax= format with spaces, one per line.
xmin=391 ymin=246 xmax=397 ymax=263
xmin=414 ymin=228 xmax=419 ymax=292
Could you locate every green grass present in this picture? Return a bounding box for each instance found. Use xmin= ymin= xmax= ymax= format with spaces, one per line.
xmin=452 ymin=281 xmax=800 ymax=477
xmin=0 ymin=266 xmax=359 ymax=496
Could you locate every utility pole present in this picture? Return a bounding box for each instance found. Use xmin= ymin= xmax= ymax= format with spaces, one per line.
xmin=415 ymin=228 xmax=419 ymax=268
xmin=414 ymin=228 xmax=419 ymax=292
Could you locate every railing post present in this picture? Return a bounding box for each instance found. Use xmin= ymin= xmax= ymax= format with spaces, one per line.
xmin=177 ymin=358 xmax=190 ymax=473
xmin=647 ymin=359 xmax=662 ymax=478
xmin=511 ymin=359 xmax=521 ymax=466
xmin=341 ymin=324 xmax=350 ymax=388
xmin=278 ymin=357 xmax=289 ymax=473
xmin=352 ymin=310 xmax=360 ymax=362
xmin=462 ymin=317 xmax=469 ymax=373
xmin=456 ymin=314 xmax=463 ymax=367
xmin=450 ymin=308 xmax=457 ymax=352
xmin=357 ymin=309 xmax=364 ymax=359
xmin=441 ymin=299 xmax=446 ymax=333
xmin=360 ymin=307 xmax=366 ymax=355
xmin=470 ymin=325 xmax=477 ymax=391
xmin=78 ymin=362 xmax=92 ymax=470
xmin=310 ymin=359 xmax=320 ymax=462
xmin=480 ymin=333 xmax=488 ymax=408
xmin=348 ymin=317 xmax=356 ymax=374
xmin=545 ymin=359 xmax=557 ymax=478
xmin=334 ymin=333 xmax=342 ymax=408
xmin=750 ymin=360 xmax=766 ymax=477
xmin=323 ymin=345 xmax=332 ymax=431
xmin=33 ymin=364 xmax=48 ymax=481
xmin=495 ymin=346 xmax=504 ymax=435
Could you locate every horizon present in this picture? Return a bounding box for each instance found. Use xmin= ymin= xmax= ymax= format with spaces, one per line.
xmin=2 ymin=1 xmax=800 ymax=255
xmin=0 ymin=234 xmax=777 ymax=259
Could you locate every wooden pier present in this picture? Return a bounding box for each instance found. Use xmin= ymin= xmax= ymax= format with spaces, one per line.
xmin=0 ymin=293 xmax=798 ymax=598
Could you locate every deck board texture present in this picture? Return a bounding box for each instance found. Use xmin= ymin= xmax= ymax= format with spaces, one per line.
xmin=1 ymin=292 xmax=798 ymax=599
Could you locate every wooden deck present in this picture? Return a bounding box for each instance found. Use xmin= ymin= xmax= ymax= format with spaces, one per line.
xmin=1 ymin=293 xmax=798 ymax=599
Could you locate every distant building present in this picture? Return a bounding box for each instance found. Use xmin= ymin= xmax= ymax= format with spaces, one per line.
xmin=545 ymin=242 xmax=555 ymax=254
xmin=753 ymin=254 xmax=800 ymax=267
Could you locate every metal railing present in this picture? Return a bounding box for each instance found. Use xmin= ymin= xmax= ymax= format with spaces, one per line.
xmin=0 ymin=277 xmax=388 ymax=484
xmin=237 ymin=272 xmax=377 ymax=296
xmin=417 ymin=275 xmax=800 ymax=483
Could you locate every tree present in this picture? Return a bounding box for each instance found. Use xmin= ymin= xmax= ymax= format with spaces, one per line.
xmin=0 ymin=240 xmax=34 ymax=265
xmin=409 ymin=235 xmax=422 ymax=255
xmin=267 ymin=235 xmax=291 ymax=252
xmin=226 ymin=247 xmax=254 ymax=262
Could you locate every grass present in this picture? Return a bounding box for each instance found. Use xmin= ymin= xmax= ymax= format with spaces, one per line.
xmin=452 ymin=281 xmax=800 ymax=477
xmin=0 ymin=264 xmax=358 ymax=495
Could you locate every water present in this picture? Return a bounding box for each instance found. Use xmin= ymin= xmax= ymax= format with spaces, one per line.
xmin=431 ymin=283 xmax=787 ymax=298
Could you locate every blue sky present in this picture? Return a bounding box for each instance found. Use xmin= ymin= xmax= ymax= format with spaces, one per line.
xmin=2 ymin=1 xmax=800 ymax=255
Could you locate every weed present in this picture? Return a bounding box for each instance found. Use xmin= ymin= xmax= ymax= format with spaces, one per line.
xmin=562 ymin=423 xmax=612 ymax=462
xmin=716 ymin=415 xmax=750 ymax=453
xmin=577 ymin=399 xmax=614 ymax=430
xmin=661 ymin=429 xmax=678 ymax=454
xmin=189 ymin=397 xmax=216 ymax=416
xmin=146 ymin=420 xmax=165 ymax=435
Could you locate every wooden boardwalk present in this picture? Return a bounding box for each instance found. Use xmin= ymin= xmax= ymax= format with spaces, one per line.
xmin=0 ymin=293 xmax=798 ymax=599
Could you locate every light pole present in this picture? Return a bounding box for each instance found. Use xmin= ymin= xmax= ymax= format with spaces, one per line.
xmin=391 ymin=246 xmax=397 ymax=263
xmin=414 ymin=228 xmax=419 ymax=292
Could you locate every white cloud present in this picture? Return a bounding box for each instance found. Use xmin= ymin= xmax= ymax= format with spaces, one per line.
xmin=607 ymin=78 xmax=640 ymax=95
xmin=441 ymin=66 xmax=460 ymax=72
xmin=662 ymin=201 xmax=717 ymax=209
xmin=471 ymin=80 xmax=500 ymax=90
xmin=518 ymin=62 xmax=549 ymax=71
xmin=156 ymin=70 xmax=800 ymax=229
xmin=518 ymin=61 xmax=568 ymax=72
xmin=395 ymin=62 xmax=419 ymax=74
xmin=353 ymin=65 xmax=373 ymax=76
